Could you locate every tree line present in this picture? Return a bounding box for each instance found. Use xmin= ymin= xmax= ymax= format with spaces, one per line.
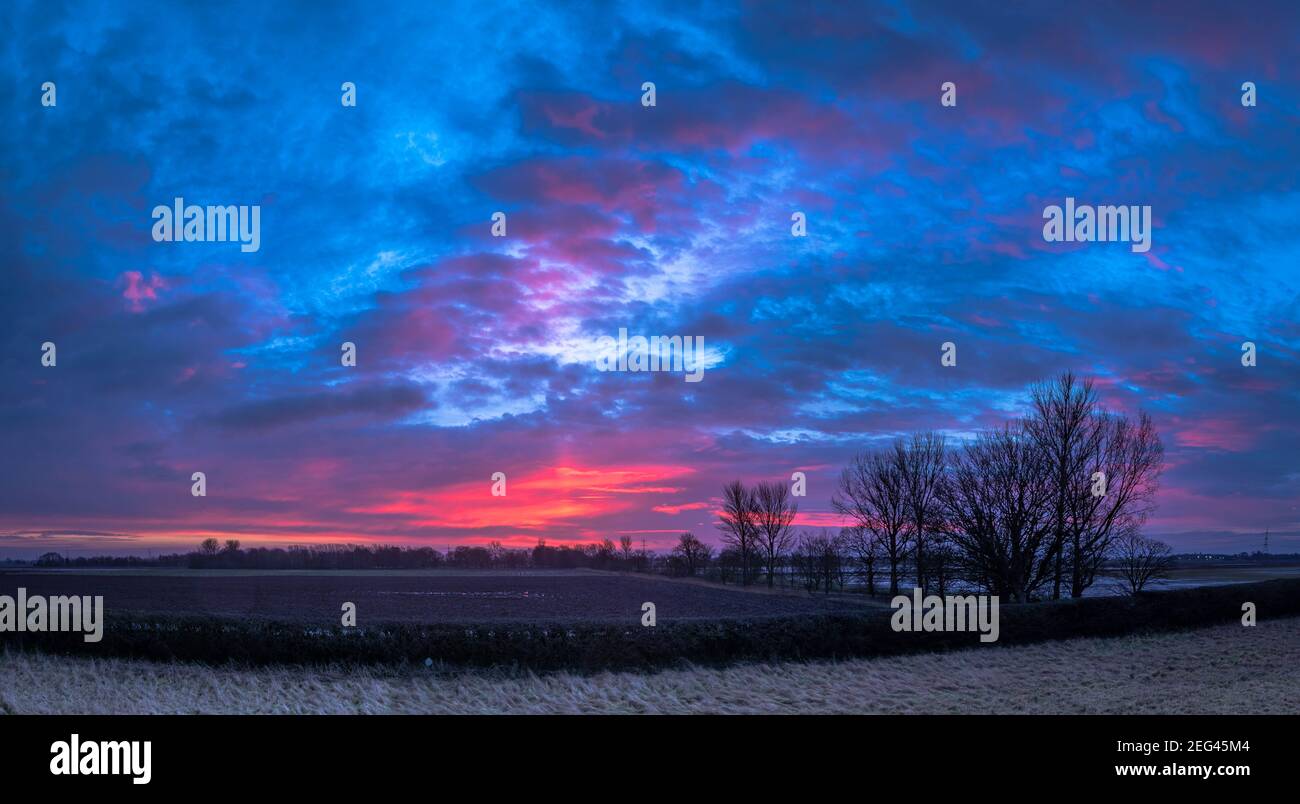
xmin=35 ymin=537 xmax=657 ymax=572
xmin=706 ymin=372 xmax=1169 ymax=599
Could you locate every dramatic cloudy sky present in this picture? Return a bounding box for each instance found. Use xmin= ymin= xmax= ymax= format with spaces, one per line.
xmin=1 ymin=0 xmax=1297 ymax=557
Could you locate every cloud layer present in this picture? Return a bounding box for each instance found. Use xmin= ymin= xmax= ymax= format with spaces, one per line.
xmin=1 ymin=0 xmax=1297 ymax=556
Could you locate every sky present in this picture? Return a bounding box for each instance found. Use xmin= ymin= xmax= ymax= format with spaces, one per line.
xmin=1 ymin=0 xmax=1297 ymax=558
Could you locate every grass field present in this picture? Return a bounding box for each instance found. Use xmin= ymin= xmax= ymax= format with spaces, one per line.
xmin=1090 ymin=563 xmax=1300 ymax=595
xmin=3 ymin=615 xmax=1295 ymax=714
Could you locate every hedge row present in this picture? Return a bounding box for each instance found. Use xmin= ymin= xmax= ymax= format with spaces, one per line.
xmin=4 ymin=578 xmax=1296 ymax=671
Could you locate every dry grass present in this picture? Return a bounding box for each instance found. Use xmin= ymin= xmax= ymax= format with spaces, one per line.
xmin=3 ymin=616 xmax=1297 ymax=714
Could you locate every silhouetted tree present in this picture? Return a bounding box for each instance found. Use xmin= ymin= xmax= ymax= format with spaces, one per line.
xmin=1027 ymin=372 xmax=1164 ymax=598
xmin=716 ymin=547 xmax=744 ymax=584
xmin=941 ymin=424 xmax=1056 ymax=602
xmin=717 ymin=480 xmax=760 ymax=585
xmin=1114 ymin=532 xmax=1173 ymax=594
xmin=842 ymin=525 xmax=880 ymax=596
xmin=925 ymin=541 xmax=958 ymax=597
xmin=793 ymin=530 xmax=826 ymax=592
xmin=1064 ymin=411 xmax=1163 ymax=597
xmin=899 ymin=432 xmax=947 ymax=594
xmin=833 ymin=450 xmax=910 ymax=595
xmin=1027 ymin=372 xmax=1103 ymax=598
xmin=597 ymin=538 xmax=617 ymax=566
xmin=753 ymin=480 xmax=797 ymax=587
xmin=672 ymin=532 xmax=712 ymax=576
xmin=793 ymin=530 xmax=843 ymax=594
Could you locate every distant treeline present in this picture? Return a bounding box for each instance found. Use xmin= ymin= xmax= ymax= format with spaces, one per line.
xmin=31 ymin=539 xmax=656 ymax=572
xmin=1173 ymin=552 xmax=1300 ymax=562
xmin=24 ymin=545 xmax=1295 ymax=573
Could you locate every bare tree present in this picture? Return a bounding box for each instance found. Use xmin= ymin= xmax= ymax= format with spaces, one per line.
xmin=821 ymin=531 xmax=847 ymax=594
xmin=1027 ymin=372 xmax=1103 ymax=598
xmin=1113 ymin=532 xmax=1173 ymax=594
xmin=793 ymin=530 xmax=839 ymax=594
xmin=941 ymin=424 xmax=1057 ymax=602
xmin=198 ymin=538 xmax=221 ymax=556
xmin=752 ymin=480 xmax=798 ymax=587
xmin=833 ymin=449 xmax=910 ymax=596
xmin=925 ymin=540 xmax=958 ymax=597
xmin=672 ymin=532 xmax=712 ymax=576
xmin=717 ymin=480 xmax=759 ymax=585
xmin=1064 ymin=411 xmax=1163 ymax=597
xmin=716 ymin=548 xmax=743 ymax=584
xmin=898 ymin=432 xmax=947 ymax=594
xmin=793 ymin=530 xmax=822 ymax=592
xmin=842 ymin=525 xmax=881 ymax=596
xmin=619 ymin=535 xmax=634 ymax=563
xmin=597 ymin=537 xmax=617 ymax=565
xmin=1027 ymin=373 xmax=1165 ymax=598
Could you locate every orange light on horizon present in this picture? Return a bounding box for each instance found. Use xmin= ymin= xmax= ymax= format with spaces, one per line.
xmin=347 ymin=463 xmax=698 ymax=532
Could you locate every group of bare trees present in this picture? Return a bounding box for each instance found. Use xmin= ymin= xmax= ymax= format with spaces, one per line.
xmin=827 ymin=372 xmax=1166 ymax=601
xmin=705 ymin=373 xmax=1166 ymax=599
xmin=1113 ymin=530 xmax=1175 ymax=594
xmin=715 ymin=479 xmax=799 ymax=586
xmin=791 ymin=530 xmax=846 ymax=594
xmin=670 ymin=532 xmax=713 ymax=575
xmin=1026 ymin=374 xmax=1166 ymax=597
xmin=832 ymin=433 xmax=948 ymax=596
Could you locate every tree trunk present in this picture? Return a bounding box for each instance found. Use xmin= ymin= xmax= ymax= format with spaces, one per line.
xmin=915 ymin=534 xmax=925 ymax=595
xmin=1070 ymin=532 xmax=1084 ymax=598
xmin=1051 ymin=540 xmax=1063 ymax=599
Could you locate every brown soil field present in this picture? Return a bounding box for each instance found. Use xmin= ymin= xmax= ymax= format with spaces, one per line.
xmin=0 ymin=569 xmax=873 ymax=624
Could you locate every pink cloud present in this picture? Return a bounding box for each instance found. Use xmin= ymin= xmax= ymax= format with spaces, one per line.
xmin=118 ymin=270 xmax=167 ymax=312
